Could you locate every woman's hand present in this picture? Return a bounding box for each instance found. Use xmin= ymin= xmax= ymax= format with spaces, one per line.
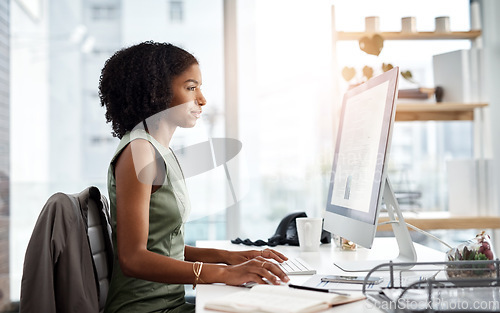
xmin=225 ymin=248 xmax=288 ymax=265
xmin=220 ymin=257 xmax=290 ymax=286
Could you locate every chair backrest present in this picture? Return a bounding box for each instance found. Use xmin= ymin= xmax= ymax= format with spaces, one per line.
xmin=86 ymin=187 xmax=114 ymax=312
xmin=20 ymin=186 xmax=113 ymax=313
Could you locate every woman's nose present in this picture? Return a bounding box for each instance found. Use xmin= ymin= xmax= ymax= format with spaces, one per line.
xmin=197 ymin=92 xmax=207 ymax=106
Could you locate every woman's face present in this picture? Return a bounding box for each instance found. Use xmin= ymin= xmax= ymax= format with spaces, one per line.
xmin=166 ymin=64 xmax=206 ymax=128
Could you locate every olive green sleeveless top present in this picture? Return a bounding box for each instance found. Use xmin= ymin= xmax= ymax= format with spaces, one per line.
xmin=104 ymin=129 xmax=191 ymax=313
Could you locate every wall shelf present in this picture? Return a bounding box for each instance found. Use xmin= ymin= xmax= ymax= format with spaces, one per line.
xmin=331 ymin=5 xmax=494 ymax=240
xmin=378 ymin=212 xmax=500 ymax=231
xmin=336 ymin=30 xmax=482 ymax=41
xmin=395 ymin=102 xmax=488 ymax=121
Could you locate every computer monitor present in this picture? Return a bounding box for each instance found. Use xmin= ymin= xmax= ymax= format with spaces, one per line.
xmin=323 ymin=67 xmax=417 ymax=272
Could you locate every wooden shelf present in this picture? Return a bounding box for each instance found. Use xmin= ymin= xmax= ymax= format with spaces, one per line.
xmin=336 ymin=30 xmax=481 ymax=41
xmin=395 ymin=102 xmax=488 ymax=121
xmin=378 ymin=213 xmax=500 ymax=232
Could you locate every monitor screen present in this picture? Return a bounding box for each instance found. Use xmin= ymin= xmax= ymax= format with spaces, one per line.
xmin=324 ymin=67 xmax=399 ymax=250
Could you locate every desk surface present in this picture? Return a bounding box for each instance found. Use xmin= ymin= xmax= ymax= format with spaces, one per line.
xmin=195 ymin=238 xmax=444 ymax=313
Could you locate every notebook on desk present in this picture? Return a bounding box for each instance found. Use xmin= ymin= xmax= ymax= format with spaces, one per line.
xmin=204 ymin=285 xmax=365 ymax=313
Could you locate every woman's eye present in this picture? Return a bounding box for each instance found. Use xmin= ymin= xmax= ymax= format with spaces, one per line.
xmin=188 ymin=86 xmax=196 ymax=91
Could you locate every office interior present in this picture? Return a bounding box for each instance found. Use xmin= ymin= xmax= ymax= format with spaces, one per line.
xmin=2 ymin=0 xmax=500 ymax=311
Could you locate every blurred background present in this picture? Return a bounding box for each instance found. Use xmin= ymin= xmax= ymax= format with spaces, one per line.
xmin=3 ymin=0 xmax=499 ymax=309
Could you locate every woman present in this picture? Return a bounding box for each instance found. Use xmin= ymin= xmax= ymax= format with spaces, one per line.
xmin=99 ymin=41 xmax=289 ymax=313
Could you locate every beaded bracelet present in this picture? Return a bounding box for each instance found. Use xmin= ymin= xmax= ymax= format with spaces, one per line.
xmin=192 ymin=261 xmax=204 ymax=289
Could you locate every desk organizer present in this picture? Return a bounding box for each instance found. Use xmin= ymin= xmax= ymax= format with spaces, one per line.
xmin=362 ymin=260 xmax=500 ymax=312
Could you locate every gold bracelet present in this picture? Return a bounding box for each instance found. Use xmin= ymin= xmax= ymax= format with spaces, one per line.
xmin=192 ymin=261 xmax=204 ymax=289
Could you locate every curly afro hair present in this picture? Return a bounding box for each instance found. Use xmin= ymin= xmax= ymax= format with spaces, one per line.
xmin=99 ymin=41 xmax=199 ymax=139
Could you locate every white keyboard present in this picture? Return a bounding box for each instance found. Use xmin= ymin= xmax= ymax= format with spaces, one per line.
xmin=278 ymin=257 xmax=316 ymax=275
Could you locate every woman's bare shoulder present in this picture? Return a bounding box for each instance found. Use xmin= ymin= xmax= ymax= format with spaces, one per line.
xmin=115 ymin=138 xmax=158 ymax=185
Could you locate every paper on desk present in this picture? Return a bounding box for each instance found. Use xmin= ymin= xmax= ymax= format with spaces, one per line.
xmin=302 ymin=271 xmax=441 ymax=292
xmin=204 ymin=285 xmax=365 ymax=313
xmin=302 ymin=274 xmax=386 ymax=291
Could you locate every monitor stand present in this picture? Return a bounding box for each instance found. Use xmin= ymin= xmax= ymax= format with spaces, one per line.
xmin=334 ymin=178 xmax=417 ymax=272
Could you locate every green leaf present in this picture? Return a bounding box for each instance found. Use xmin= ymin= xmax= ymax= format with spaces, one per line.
xmin=475 ymin=253 xmax=488 ymax=261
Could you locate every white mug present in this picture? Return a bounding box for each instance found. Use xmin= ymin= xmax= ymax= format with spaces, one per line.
xmin=296 ymin=217 xmax=323 ymax=252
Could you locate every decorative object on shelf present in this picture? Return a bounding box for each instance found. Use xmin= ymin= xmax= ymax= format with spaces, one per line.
xmin=398 ymin=87 xmax=443 ymax=102
xmin=364 ymin=16 xmax=380 ymax=33
xmin=382 ymin=63 xmax=393 ymax=72
xmin=340 ymin=65 xmax=374 ymax=86
xmin=401 ymin=70 xmax=417 ymax=84
xmin=341 ymin=64 xmax=442 ymax=102
xmin=470 ymin=0 xmax=481 ymax=30
xmin=399 ymin=69 xmax=443 ymax=101
xmin=358 ymin=34 xmax=384 ymax=56
xmin=398 ymin=88 xmax=433 ymax=100
xmin=341 ymin=63 xmax=392 ymax=85
xmin=434 ymin=86 xmax=444 ymax=102
xmin=433 ymin=49 xmax=483 ymax=102
xmin=435 ymin=16 xmax=451 ymax=33
xmin=375 ymin=68 xmax=441 ymax=101
xmin=362 ymin=65 xmax=373 ymax=80
xmin=341 ymin=66 xmax=355 ymax=82
xmin=401 ymin=16 xmax=417 ymax=33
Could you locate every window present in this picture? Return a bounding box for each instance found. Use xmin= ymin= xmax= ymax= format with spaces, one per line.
xmin=169 ymin=0 xmax=184 ymax=23
xmin=236 ymin=1 xmax=333 ymax=239
xmin=10 ymin=0 xmax=225 ymax=301
xmin=91 ymin=4 xmax=118 ymax=20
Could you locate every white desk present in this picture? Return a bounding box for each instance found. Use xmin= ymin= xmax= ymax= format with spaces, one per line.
xmin=195 ymin=238 xmax=444 ymax=313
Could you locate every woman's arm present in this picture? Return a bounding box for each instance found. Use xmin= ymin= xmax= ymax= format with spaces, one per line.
xmin=184 ymin=246 xmax=288 ymax=265
xmin=114 ymin=140 xmax=289 ymax=286
xmin=115 ymin=139 xmax=195 ymax=283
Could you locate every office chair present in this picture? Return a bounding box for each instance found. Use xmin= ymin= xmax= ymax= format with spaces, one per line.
xmin=20 ymin=186 xmax=113 ymax=313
